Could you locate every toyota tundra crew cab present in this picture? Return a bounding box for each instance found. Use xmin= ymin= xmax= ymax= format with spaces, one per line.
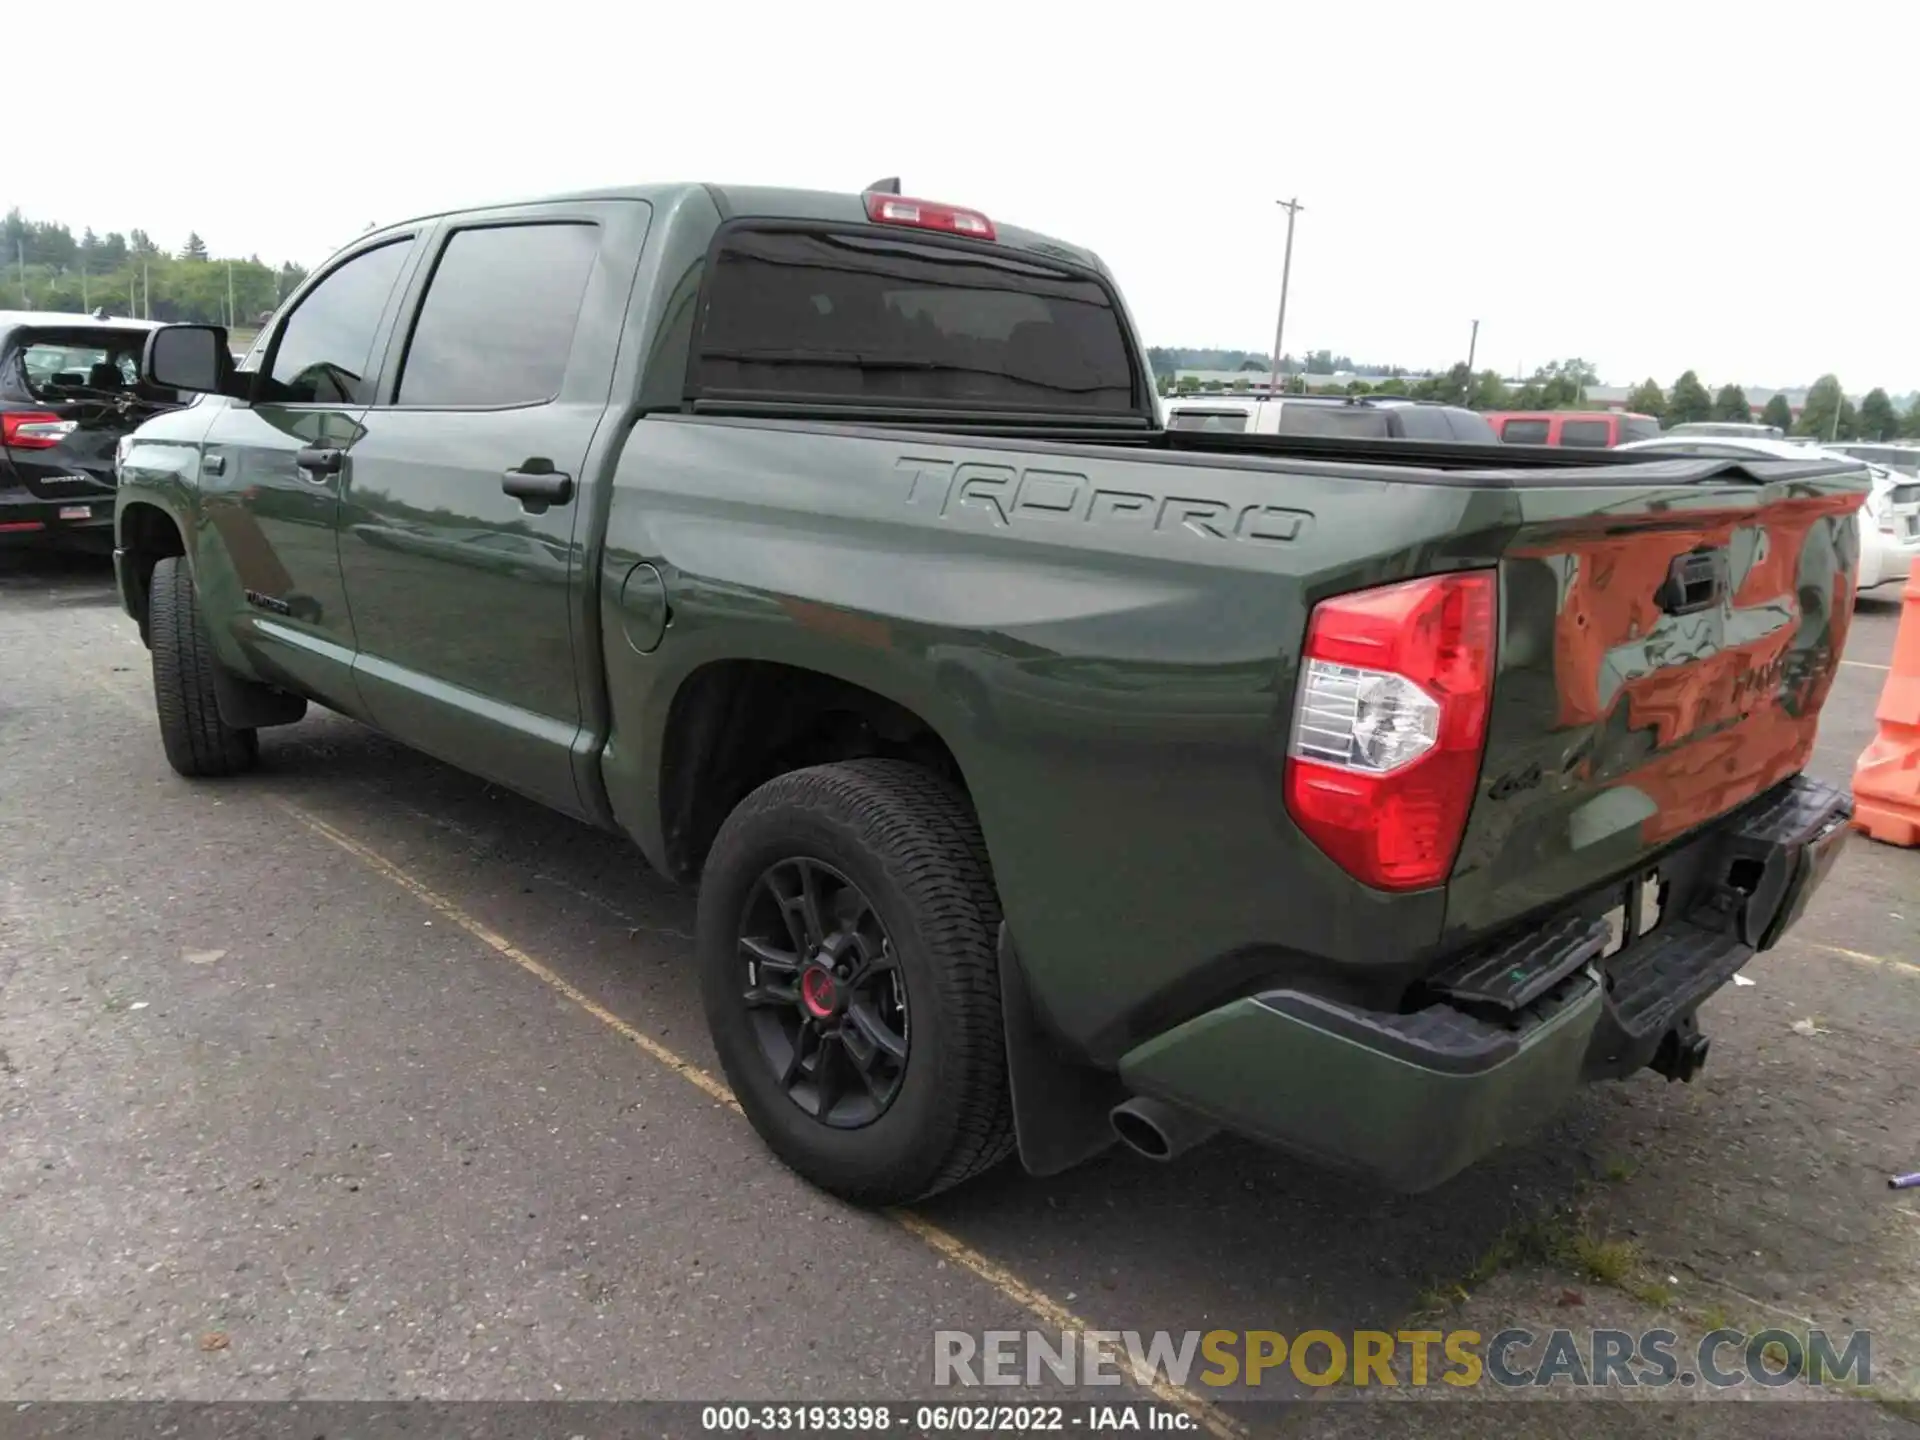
xmin=113 ymin=182 xmax=1862 ymax=1205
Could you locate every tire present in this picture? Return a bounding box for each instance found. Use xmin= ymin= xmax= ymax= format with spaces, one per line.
xmin=149 ymin=555 xmax=258 ymax=778
xmin=698 ymin=759 xmax=1015 ymax=1205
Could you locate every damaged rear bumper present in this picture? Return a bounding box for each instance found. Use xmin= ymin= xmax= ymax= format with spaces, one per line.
xmin=1115 ymin=776 xmax=1852 ymax=1192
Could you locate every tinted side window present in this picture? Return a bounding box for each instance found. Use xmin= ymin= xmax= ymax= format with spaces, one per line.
xmin=395 ymin=223 xmax=599 ymax=407
xmin=693 ymin=228 xmax=1137 ymax=414
xmin=1445 ymin=409 xmax=1498 ymax=443
xmin=1501 ymin=418 xmax=1551 ymax=444
xmin=1619 ymin=415 xmax=1663 ymax=444
xmin=1390 ymin=406 xmax=1452 ymax=441
xmin=1560 ymin=419 xmax=1612 ymax=447
xmin=268 ymin=240 xmax=411 ymax=404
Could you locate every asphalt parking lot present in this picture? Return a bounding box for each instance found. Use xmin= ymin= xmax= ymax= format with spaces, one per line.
xmin=3 ymin=548 xmax=1917 ymax=1437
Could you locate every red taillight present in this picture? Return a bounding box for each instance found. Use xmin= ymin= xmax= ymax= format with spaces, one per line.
xmin=2 ymin=411 xmax=77 ymax=450
xmin=863 ymin=192 xmax=996 ymax=242
xmin=1284 ymin=571 xmax=1497 ymax=891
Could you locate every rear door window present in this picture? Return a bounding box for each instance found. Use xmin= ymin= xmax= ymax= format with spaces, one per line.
xmin=1560 ymin=419 xmax=1613 ymax=447
xmin=1618 ymin=415 xmax=1663 ymax=444
xmin=394 ymin=223 xmax=599 ymax=407
xmin=1500 ymin=418 xmax=1551 ymax=444
xmin=691 ymin=227 xmax=1138 ymax=415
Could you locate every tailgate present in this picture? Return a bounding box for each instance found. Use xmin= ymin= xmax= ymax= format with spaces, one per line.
xmin=2 ymin=401 xmax=131 ymax=499
xmin=1445 ymin=456 xmax=1868 ymax=941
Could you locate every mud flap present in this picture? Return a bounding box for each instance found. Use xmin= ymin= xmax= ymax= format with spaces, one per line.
xmin=997 ymin=924 xmax=1124 ymax=1177
xmin=210 ymin=660 xmax=308 ymax=730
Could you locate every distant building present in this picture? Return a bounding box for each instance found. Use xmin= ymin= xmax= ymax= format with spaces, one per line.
xmin=1171 ymin=368 xmax=1282 ymax=390
xmin=1171 ymin=368 xmax=1381 ymax=393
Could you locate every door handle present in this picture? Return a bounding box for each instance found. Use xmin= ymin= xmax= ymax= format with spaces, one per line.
xmin=502 ymin=468 xmax=574 ymax=506
xmin=296 ymin=446 xmax=343 ymax=477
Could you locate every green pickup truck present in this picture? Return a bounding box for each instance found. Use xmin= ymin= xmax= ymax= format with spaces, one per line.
xmin=114 ymin=182 xmax=1863 ymax=1205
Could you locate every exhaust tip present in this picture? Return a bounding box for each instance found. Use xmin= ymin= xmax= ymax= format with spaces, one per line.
xmin=1111 ymin=1106 xmax=1175 ymax=1161
xmin=1110 ymin=1096 xmax=1217 ymax=1163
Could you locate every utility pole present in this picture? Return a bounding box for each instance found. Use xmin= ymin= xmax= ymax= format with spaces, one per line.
xmin=1466 ymin=319 xmax=1480 ymax=378
xmin=1266 ymin=197 xmax=1304 ymax=398
xmin=16 ymin=241 xmax=26 ymax=308
xmin=81 ymin=260 xmax=89 ymax=313
xmin=142 ymin=259 xmax=151 ymax=320
xmin=227 ymin=260 xmax=236 ymax=329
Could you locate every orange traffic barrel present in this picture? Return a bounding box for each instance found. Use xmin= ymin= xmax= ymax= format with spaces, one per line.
xmin=1851 ymin=558 xmax=1920 ymax=847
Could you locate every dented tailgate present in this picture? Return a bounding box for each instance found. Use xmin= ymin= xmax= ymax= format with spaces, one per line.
xmin=1444 ymin=456 xmax=1868 ymax=942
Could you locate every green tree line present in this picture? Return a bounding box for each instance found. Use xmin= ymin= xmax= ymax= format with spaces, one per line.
xmin=1146 ymin=346 xmax=1409 ymax=378
xmin=1614 ymin=371 xmax=1918 ymax=441
xmin=1158 ymin=354 xmax=1920 ymax=441
xmin=4 ymin=209 xmax=310 ymax=328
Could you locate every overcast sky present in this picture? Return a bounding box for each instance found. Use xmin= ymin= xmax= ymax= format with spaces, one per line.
xmin=20 ymin=1 xmax=1916 ymax=390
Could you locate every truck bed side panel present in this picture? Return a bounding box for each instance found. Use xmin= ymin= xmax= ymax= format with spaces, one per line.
xmin=597 ymin=416 xmax=1519 ymax=1058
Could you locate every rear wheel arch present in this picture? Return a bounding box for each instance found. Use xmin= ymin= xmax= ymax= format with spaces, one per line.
xmin=655 ymin=659 xmax=978 ymax=884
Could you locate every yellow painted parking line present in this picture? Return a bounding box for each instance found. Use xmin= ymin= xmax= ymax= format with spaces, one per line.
xmin=1793 ymin=938 xmax=1920 ymax=980
xmin=275 ymin=798 xmax=1244 ymax=1439
xmin=276 ymin=801 xmax=739 ymax=1109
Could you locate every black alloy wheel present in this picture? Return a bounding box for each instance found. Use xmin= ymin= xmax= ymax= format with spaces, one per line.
xmin=738 ymin=857 xmax=910 ymax=1129
xmin=696 ymin=759 xmax=1015 ymax=1205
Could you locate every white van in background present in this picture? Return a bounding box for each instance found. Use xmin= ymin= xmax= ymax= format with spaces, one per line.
xmin=1826 ymin=442 xmax=1920 ymax=478
xmin=1160 ymin=393 xmax=1499 ymax=443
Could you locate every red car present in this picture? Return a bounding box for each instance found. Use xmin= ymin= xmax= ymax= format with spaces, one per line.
xmin=1486 ymin=411 xmax=1661 ymax=447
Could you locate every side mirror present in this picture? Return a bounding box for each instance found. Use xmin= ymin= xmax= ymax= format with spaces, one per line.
xmin=144 ymin=324 xmax=242 ymax=398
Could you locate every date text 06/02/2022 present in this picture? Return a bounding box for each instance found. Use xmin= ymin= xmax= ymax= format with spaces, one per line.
xmin=699 ymin=1404 xmax=1195 ymax=1431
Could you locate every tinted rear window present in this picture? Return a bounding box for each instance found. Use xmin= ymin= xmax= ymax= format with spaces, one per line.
xmin=691 ymin=228 xmax=1137 ymax=414
xmin=1560 ymin=419 xmax=1612 ymax=447
xmin=1619 ymin=415 xmax=1662 ymax=444
xmin=1500 ymin=418 xmax=1550 ymax=444
xmin=1166 ymin=409 xmax=1250 ymax=432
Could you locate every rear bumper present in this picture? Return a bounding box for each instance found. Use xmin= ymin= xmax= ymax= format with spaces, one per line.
xmin=1116 ymin=775 xmax=1852 ymax=1192
xmin=1860 ymin=522 xmax=1920 ymax=590
xmin=0 ymin=488 xmax=114 ymax=546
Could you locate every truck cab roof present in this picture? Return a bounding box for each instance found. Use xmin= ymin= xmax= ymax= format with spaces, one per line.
xmin=364 ymin=182 xmax=1112 ymax=281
